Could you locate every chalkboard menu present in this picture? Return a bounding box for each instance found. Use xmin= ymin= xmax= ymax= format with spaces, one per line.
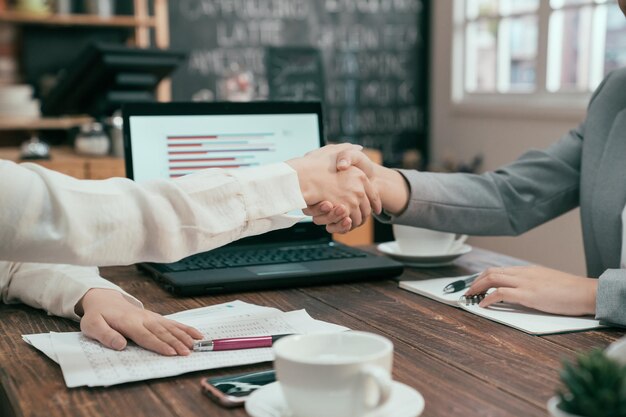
xmin=266 ymin=47 xmax=325 ymax=101
xmin=169 ymin=0 xmax=429 ymax=167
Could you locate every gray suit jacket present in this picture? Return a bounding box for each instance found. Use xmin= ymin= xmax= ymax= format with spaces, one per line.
xmin=379 ymin=68 xmax=626 ymax=326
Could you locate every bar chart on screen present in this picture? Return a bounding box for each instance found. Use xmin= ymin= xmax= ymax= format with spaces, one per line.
xmin=166 ymin=132 xmax=277 ymax=178
xmin=128 ymin=113 xmax=319 ymax=183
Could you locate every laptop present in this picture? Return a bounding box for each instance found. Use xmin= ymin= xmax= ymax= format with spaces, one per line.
xmin=122 ymin=102 xmax=403 ymax=295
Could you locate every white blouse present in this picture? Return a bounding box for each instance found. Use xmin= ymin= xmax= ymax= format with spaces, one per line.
xmin=0 ymin=160 xmax=306 ymax=319
xmin=0 ymin=262 xmax=141 ymax=321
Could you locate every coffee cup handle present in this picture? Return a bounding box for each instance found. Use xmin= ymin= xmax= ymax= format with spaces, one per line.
xmin=448 ymin=234 xmax=468 ymax=253
xmin=358 ymin=364 xmax=393 ymax=411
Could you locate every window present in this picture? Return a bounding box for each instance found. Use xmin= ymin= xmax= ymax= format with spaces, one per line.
xmin=464 ymin=0 xmax=540 ymax=93
xmin=454 ymin=0 xmax=626 ymax=110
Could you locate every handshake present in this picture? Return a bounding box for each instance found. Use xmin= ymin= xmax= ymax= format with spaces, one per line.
xmin=286 ymin=144 xmax=408 ymax=234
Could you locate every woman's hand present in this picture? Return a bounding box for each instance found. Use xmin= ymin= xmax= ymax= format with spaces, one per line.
xmin=287 ymin=144 xmax=381 ymax=229
xmin=336 ymin=149 xmax=410 ymax=216
xmin=75 ymin=288 xmax=203 ymax=356
xmin=306 ymin=146 xmax=410 ymax=233
xmin=303 ymin=201 xmax=353 ymax=234
xmin=465 ymin=266 xmax=598 ymax=316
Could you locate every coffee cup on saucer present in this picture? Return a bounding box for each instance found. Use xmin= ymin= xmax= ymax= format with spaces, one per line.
xmin=392 ymin=225 xmax=467 ymax=256
xmin=273 ymin=331 xmax=393 ymax=417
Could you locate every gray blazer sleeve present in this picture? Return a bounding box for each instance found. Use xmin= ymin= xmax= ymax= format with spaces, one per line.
xmin=596 ymin=270 xmax=626 ymax=327
xmin=376 ymin=126 xmax=583 ymax=236
xmin=377 ymin=72 xmax=617 ymax=236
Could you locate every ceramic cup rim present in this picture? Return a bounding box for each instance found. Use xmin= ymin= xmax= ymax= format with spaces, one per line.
xmin=273 ymin=331 xmax=393 ymax=366
xmin=392 ymin=225 xmax=455 ymax=239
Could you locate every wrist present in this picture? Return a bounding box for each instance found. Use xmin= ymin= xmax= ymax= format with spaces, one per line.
xmin=374 ymin=166 xmax=409 ymax=216
xmin=286 ymin=158 xmax=319 ymax=205
xmin=586 ymin=278 xmax=598 ymax=315
xmin=75 ymin=288 xmax=125 ymax=317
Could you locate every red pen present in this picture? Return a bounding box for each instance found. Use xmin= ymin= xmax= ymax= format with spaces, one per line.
xmin=192 ymin=334 xmax=293 ymax=352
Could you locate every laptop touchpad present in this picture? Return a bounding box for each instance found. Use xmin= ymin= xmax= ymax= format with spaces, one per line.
xmin=247 ymin=264 xmax=310 ymax=276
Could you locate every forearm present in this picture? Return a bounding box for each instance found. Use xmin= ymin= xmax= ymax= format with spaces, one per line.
xmin=0 ymin=261 xmax=141 ymax=320
xmin=375 ymin=139 xmax=582 ymax=236
xmin=0 ymin=161 xmax=305 ymax=266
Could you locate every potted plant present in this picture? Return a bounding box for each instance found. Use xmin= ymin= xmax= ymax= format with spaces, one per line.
xmin=547 ymin=348 xmax=626 ymax=417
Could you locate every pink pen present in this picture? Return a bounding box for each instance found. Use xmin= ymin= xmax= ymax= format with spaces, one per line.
xmin=192 ymin=334 xmax=293 ymax=352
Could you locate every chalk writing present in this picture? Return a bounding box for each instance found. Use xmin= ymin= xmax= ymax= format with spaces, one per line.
xmin=170 ymin=0 xmax=428 ymax=165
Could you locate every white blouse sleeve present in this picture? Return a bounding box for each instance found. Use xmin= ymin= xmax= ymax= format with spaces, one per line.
xmin=0 ymin=261 xmax=142 ymax=321
xmin=0 ymin=160 xmax=306 ymax=266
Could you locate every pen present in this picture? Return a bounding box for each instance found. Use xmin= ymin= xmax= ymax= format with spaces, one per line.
xmin=443 ymin=272 xmax=481 ymax=294
xmin=193 ymin=334 xmax=293 ymax=352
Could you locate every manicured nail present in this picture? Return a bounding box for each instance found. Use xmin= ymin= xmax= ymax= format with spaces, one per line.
xmin=112 ymin=337 xmax=126 ymax=350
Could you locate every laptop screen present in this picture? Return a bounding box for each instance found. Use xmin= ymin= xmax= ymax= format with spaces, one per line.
xmin=123 ymin=102 xmax=324 ymax=230
xmin=128 ymin=113 xmax=320 ymax=182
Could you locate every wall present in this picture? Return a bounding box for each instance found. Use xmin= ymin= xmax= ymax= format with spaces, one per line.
xmin=430 ymin=1 xmax=587 ymax=274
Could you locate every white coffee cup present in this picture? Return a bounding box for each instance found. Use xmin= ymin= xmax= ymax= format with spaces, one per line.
xmin=273 ymin=331 xmax=394 ymax=417
xmin=392 ymin=224 xmax=467 ymax=256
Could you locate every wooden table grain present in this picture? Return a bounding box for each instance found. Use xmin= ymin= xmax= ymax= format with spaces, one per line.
xmin=0 ymin=247 xmax=623 ymax=417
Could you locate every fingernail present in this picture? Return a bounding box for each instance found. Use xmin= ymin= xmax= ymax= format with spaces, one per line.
xmin=321 ymin=202 xmax=332 ymax=212
xmin=112 ymin=337 xmax=126 ymax=350
xmin=168 ymin=347 xmax=177 ymax=356
xmin=338 ymin=159 xmax=349 ymax=168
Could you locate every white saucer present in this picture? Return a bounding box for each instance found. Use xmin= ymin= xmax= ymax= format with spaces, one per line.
xmin=377 ymin=241 xmax=472 ymax=267
xmin=245 ymin=381 xmax=424 ymax=417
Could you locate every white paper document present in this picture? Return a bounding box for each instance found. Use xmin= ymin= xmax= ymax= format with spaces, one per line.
xmin=23 ymin=300 xmax=348 ymax=388
xmin=22 ymin=300 xmax=276 ymax=365
xmin=399 ymin=277 xmax=605 ymax=335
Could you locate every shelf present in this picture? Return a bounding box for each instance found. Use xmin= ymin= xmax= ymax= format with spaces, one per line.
xmin=0 ymin=11 xmax=156 ymax=28
xmin=0 ymin=146 xmax=125 ymax=179
xmin=0 ymin=115 xmax=93 ymax=131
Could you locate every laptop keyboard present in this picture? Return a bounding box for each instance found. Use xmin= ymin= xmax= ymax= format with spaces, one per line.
xmin=163 ymin=244 xmax=368 ymax=272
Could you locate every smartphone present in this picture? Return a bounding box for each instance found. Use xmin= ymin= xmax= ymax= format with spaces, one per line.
xmin=201 ymin=369 xmax=276 ymax=407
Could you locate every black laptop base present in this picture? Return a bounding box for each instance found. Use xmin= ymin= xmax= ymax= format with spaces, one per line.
xmin=139 ymin=242 xmax=403 ymax=296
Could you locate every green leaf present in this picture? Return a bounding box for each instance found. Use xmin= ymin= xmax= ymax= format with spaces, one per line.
xmin=556 ymin=349 xmax=626 ymax=417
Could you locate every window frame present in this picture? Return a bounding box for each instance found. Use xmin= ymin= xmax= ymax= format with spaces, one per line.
xmin=451 ymin=0 xmax=613 ymax=120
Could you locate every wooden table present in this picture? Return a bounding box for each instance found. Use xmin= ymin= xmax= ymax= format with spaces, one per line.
xmin=1 ymin=247 xmax=623 ymax=417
